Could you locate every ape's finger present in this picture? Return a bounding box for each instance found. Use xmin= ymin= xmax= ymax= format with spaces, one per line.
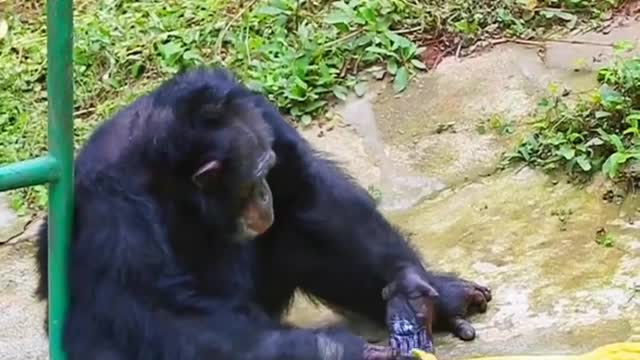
xmin=384 ymin=270 xmax=440 ymax=300
xmin=468 ymin=290 xmax=488 ymax=313
xmin=473 ymin=283 xmax=492 ymax=302
xmin=363 ymin=345 xmax=398 ymax=360
xmin=415 ymin=279 xmax=439 ymax=298
xmin=382 ymin=281 xmax=398 ymax=301
xmin=402 ymin=272 xmax=438 ymax=298
xmin=448 ymin=317 xmax=476 ymax=341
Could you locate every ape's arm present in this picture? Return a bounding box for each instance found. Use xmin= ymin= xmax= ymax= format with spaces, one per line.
xmin=282 ymin=164 xmax=428 ymax=325
xmin=255 ymin=94 xmax=491 ymax=340
xmin=253 ymin=95 xmax=427 ymax=324
xmin=82 ymin=280 xmax=369 ymax=360
xmin=66 ymin=189 xmax=370 ymax=360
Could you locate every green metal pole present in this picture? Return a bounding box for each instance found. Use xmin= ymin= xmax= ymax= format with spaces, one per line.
xmin=0 ymin=156 xmax=59 ymax=191
xmin=47 ymin=0 xmax=74 ymax=359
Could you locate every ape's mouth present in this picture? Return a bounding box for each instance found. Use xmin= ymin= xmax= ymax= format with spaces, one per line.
xmin=232 ymin=217 xmax=270 ymax=243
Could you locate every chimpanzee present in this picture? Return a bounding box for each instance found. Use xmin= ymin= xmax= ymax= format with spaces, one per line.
xmin=34 ymin=67 xmax=492 ymax=360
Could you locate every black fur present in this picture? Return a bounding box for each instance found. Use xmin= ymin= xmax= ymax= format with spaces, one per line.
xmin=35 ymin=67 xmax=440 ymax=359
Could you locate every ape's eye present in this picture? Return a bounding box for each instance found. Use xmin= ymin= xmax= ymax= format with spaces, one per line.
xmin=240 ymin=182 xmax=254 ymax=198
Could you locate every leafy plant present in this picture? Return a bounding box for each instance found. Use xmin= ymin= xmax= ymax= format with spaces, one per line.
xmin=595 ymin=228 xmax=616 ymax=248
xmin=505 ymin=43 xmax=640 ymax=186
xmin=367 ymin=185 xmax=383 ymax=206
xmin=477 ymin=114 xmax=514 ymax=136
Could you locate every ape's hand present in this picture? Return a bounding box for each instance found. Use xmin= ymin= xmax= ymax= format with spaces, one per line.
xmin=382 ymin=267 xmax=437 ymax=357
xmin=427 ymin=274 xmax=492 ymax=341
xmin=363 ymin=344 xmax=398 ymax=360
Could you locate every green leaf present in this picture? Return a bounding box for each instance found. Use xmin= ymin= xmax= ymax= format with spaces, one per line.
xmin=182 ymin=50 xmax=201 ymax=61
xmin=387 ymin=60 xmax=399 ymax=75
xmin=354 ymin=82 xmax=367 ymax=97
xmin=613 ymin=40 xmax=634 ymax=54
xmin=294 ymin=77 xmax=309 ymax=90
xmin=576 ymin=156 xmax=592 ymax=172
xmin=385 ymin=31 xmax=412 ymax=49
xmin=547 ymin=135 xmax=566 ymax=146
xmin=366 ymin=46 xmax=397 ymax=58
xmin=332 ymin=85 xmax=348 ymax=101
xmin=567 ymin=132 xmax=584 ymax=142
xmin=602 ymin=152 xmax=628 ymax=178
xmin=563 ymin=14 xmax=577 ymax=28
xmin=596 ymin=233 xmax=616 ymax=247
xmin=453 ymin=20 xmax=479 ymax=35
xmin=301 ymin=115 xmax=312 ymax=126
xmin=626 ymin=112 xmax=640 ymax=127
xmin=256 ymin=6 xmax=287 ymax=16
xmin=358 ymin=7 xmax=376 ymax=25
xmin=372 ymin=67 xmax=386 ymax=80
xmin=540 ymin=10 xmax=554 ymax=18
xmin=557 ymin=145 xmax=575 ymax=160
xmin=540 ymin=9 xmax=577 ymax=25
xmin=585 ymin=137 xmax=604 ymax=147
xmin=158 ymin=41 xmax=182 ymax=60
xmin=599 ymin=85 xmax=624 ymax=106
xmin=302 ymin=100 xmax=327 ymax=113
xmin=410 ymin=59 xmax=427 ymax=70
xmin=0 ymin=18 xmax=8 ymax=40
xmin=130 ymin=62 xmax=144 ymax=79
xmin=607 ymin=134 xmax=625 ymax=152
xmin=595 ymin=111 xmax=611 ymax=119
xmin=325 ymin=11 xmax=353 ymax=25
xmin=393 ymin=66 xmax=410 ymax=93
xmin=596 ymin=128 xmax=610 ymax=138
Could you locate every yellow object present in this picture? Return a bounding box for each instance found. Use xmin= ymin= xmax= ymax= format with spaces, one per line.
xmin=411 ymin=349 xmax=438 ymax=360
xmin=410 ymin=342 xmax=640 ymax=360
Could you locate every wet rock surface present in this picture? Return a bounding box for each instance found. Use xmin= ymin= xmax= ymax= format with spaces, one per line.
xmin=293 ymin=20 xmax=640 ymax=359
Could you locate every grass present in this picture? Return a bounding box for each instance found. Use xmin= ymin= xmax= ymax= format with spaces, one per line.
xmin=0 ymin=0 xmax=627 ymax=212
xmin=504 ymin=42 xmax=640 ymax=189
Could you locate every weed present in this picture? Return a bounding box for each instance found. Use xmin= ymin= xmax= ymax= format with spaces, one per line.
xmin=505 ymin=42 xmax=640 ymax=187
xmin=477 ymin=114 xmax=514 ymax=136
xmin=595 ymin=227 xmax=616 ymax=248
xmin=367 ymin=184 xmax=383 ymax=206
xmin=435 ymin=122 xmax=456 ymax=134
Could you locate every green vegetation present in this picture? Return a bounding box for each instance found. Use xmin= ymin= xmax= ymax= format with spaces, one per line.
xmin=505 ymin=42 xmax=640 ymax=188
xmin=367 ymin=184 xmax=383 ymax=206
xmin=0 ymin=0 xmax=625 ymax=211
xmin=477 ymin=114 xmax=515 ymax=136
xmin=595 ymin=227 xmax=616 ymax=248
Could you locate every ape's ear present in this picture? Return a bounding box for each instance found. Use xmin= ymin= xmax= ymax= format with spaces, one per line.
xmin=191 ymin=160 xmax=221 ymax=188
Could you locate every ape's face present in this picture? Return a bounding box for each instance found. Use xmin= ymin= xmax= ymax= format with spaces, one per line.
xmin=187 ymin=101 xmax=277 ymax=243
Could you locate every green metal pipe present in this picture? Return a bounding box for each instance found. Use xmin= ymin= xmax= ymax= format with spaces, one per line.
xmin=47 ymin=0 xmax=75 ymax=359
xmin=0 ymin=156 xmax=59 ymax=191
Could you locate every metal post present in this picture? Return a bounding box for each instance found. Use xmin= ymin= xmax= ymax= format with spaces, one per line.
xmin=46 ymin=0 xmax=74 ymax=359
xmin=0 ymin=156 xmax=59 ymax=191
xmin=0 ymin=0 xmax=74 ymax=359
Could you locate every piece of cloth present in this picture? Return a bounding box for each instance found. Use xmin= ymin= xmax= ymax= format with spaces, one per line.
xmin=385 ymin=293 xmax=434 ymax=357
xmin=410 ymin=342 xmax=640 ymax=360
